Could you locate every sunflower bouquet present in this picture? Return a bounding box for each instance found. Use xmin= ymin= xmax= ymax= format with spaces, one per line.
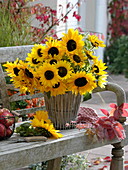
xmin=4 ymin=28 xmax=107 ymax=97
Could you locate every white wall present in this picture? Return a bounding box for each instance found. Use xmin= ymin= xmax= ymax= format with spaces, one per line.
xmin=79 ymin=0 xmax=107 ymax=60
xmin=56 ymin=0 xmax=79 ymax=38
xmin=95 ymin=0 xmax=107 ymax=60
xmin=31 ymin=0 xmax=57 ymax=9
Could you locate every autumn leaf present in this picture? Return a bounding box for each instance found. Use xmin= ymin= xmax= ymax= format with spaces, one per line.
xmin=100 ymin=109 xmax=109 ymax=116
xmin=93 ymin=160 xmax=101 ymax=165
xmin=99 ymin=165 xmax=108 ymax=170
xmin=103 ymin=156 xmax=112 ymax=162
xmin=125 ymin=165 xmax=128 ymax=170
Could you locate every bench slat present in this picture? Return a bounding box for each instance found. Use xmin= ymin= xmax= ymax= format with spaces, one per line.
xmin=0 ymin=126 xmax=128 ymax=170
xmin=0 ymin=45 xmax=33 ymax=63
xmin=9 ymin=92 xmax=44 ymax=102
xmin=14 ymin=106 xmax=45 ymax=115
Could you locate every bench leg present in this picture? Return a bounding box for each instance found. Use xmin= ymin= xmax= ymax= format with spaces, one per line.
xmin=110 ymin=142 xmax=124 ymax=170
xmin=47 ymin=157 xmax=62 ymax=170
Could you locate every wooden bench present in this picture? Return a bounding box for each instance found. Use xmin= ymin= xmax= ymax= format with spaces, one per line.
xmin=0 ymin=45 xmax=127 ymax=170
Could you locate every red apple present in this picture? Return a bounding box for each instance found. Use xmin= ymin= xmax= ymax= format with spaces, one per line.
xmin=0 ymin=108 xmax=15 ymax=127
xmin=6 ymin=127 xmax=13 ymax=137
xmin=0 ymin=123 xmax=6 ymax=138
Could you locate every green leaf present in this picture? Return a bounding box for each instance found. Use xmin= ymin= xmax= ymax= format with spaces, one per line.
xmin=83 ymin=92 xmax=92 ymax=101
xmin=46 ymin=91 xmax=51 ymax=99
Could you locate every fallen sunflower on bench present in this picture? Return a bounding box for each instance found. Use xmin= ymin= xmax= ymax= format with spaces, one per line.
xmin=15 ymin=110 xmax=63 ymax=139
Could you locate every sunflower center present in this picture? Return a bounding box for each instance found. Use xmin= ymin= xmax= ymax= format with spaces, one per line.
xmin=58 ymin=67 xmax=67 ymax=77
xmin=86 ymin=53 xmax=93 ymax=60
xmin=32 ymin=58 xmax=40 ymax=64
xmin=13 ymin=67 xmax=20 ymax=76
xmin=50 ymin=59 xmax=57 ymax=65
xmin=94 ymin=65 xmax=99 ymax=73
xmin=37 ymin=49 xmax=43 ymax=57
xmin=74 ymin=77 xmax=88 ymax=87
xmin=44 ymin=70 xmax=54 ymax=80
xmin=36 ymin=127 xmax=52 ymax=138
xmin=73 ymin=55 xmax=81 ymax=63
xmin=67 ymin=40 xmax=77 ymax=51
xmin=53 ymin=82 xmax=60 ymax=88
xmin=92 ymin=41 xmax=99 ymax=47
xmin=25 ymin=68 xmax=33 ymax=78
xmin=48 ymin=47 xmax=59 ymax=57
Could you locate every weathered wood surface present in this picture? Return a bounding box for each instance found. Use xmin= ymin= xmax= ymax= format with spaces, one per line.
xmin=110 ymin=142 xmax=125 ymax=170
xmin=0 ymin=125 xmax=128 ymax=170
xmin=0 ymin=45 xmax=33 ymax=63
xmin=47 ymin=157 xmax=62 ymax=170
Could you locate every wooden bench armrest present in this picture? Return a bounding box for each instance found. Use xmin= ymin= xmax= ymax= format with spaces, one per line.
xmin=93 ymin=82 xmax=126 ymax=106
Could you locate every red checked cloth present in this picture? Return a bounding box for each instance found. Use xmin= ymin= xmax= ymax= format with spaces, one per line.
xmin=76 ymin=107 xmax=99 ymax=124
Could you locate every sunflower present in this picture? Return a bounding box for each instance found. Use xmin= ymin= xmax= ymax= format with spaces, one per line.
xmin=88 ymin=35 xmax=106 ymax=48
xmin=92 ymin=59 xmax=107 ymax=76
xmin=48 ymin=55 xmax=62 ymax=65
xmin=12 ymin=62 xmax=39 ymax=94
xmin=85 ymin=50 xmax=97 ymax=60
xmin=26 ymin=53 xmax=42 ymax=67
xmin=37 ymin=62 xmax=60 ymax=87
xmin=33 ymin=110 xmax=51 ymax=124
xmin=42 ymin=123 xmax=63 ymax=139
xmin=43 ymin=37 xmax=64 ymax=59
xmin=38 ymin=82 xmax=51 ymax=93
xmin=97 ymin=75 xmax=108 ymax=88
xmin=3 ymin=58 xmax=22 ymax=77
xmin=50 ymin=80 xmax=67 ymax=96
xmin=69 ymin=50 xmax=87 ymax=67
xmin=55 ymin=60 xmax=72 ymax=80
xmin=61 ymin=28 xmax=84 ymax=55
xmin=31 ymin=116 xmax=63 ymax=139
xmin=30 ymin=44 xmax=45 ymax=61
xmin=67 ymin=71 xmax=97 ymax=95
xmin=12 ymin=76 xmax=34 ymax=94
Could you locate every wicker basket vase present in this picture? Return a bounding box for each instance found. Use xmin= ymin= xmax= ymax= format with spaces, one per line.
xmin=44 ymin=92 xmax=81 ymax=130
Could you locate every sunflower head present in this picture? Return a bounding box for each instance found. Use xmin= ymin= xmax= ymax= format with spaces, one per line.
xmin=50 ymin=80 xmax=67 ymax=96
xmin=3 ymin=59 xmax=22 ymax=77
xmin=61 ymin=29 xmax=84 ymax=55
xmin=30 ymin=44 xmax=45 ymax=59
xmin=55 ymin=60 xmax=72 ymax=80
xmin=92 ymin=59 xmax=107 ymax=76
xmin=97 ymin=75 xmax=108 ymax=88
xmin=43 ymin=38 xmax=64 ymax=59
xmin=67 ymin=72 xmax=97 ymax=95
xmin=88 ymin=35 xmax=106 ymax=48
xmin=69 ymin=50 xmax=87 ymax=67
xmin=31 ymin=110 xmax=63 ymax=139
xmin=37 ymin=62 xmax=60 ymax=87
xmin=26 ymin=53 xmax=42 ymax=67
xmin=85 ymin=50 xmax=97 ymax=60
xmin=33 ymin=110 xmax=51 ymax=124
xmin=47 ymin=55 xmax=62 ymax=65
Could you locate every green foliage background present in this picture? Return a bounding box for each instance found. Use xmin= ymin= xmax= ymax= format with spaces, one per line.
xmin=104 ymin=36 xmax=128 ymax=77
